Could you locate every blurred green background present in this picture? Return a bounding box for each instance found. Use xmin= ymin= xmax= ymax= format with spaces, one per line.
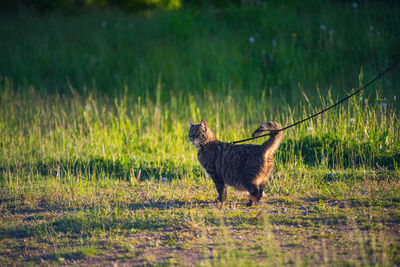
xmin=1 ymin=0 xmax=399 ymax=105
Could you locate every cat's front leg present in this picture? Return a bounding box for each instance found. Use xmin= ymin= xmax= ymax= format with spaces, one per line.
xmin=203 ymin=168 xmax=227 ymax=203
xmin=209 ymin=173 xmax=226 ymax=203
xmin=215 ymin=182 xmax=227 ymax=203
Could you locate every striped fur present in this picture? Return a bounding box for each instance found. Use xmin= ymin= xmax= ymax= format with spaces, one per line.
xmin=189 ymin=120 xmax=282 ymax=206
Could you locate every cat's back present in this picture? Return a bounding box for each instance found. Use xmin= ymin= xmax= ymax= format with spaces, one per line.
xmin=219 ymin=143 xmax=265 ymax=186
xmin=222 ymin=143 xmax=264 ymax=165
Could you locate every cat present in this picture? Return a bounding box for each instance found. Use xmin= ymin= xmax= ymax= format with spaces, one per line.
xmin=188 ymin=120 xmax=283 ymax=206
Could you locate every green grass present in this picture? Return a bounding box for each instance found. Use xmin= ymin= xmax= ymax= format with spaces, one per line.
xmin=1 ymin=1 xmax=400 ymax=265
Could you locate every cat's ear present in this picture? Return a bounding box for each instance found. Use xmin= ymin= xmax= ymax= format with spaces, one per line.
xmin=188 ymin=120 xmax=194 ymax=127
xmin=200 ymin=120 xmax=207 ymax=128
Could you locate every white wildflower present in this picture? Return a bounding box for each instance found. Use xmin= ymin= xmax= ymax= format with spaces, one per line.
xmin=155 ymin=107 xmax=161 ymax=113
xmin=320 ymin=25 xmax=326 ymax=31
xmin=307 ymin=126 xmax=312 ymax=132
xmin=350 ymin=118 xmax=355 ymax=123
xmin=381 ymin=103 xmax=387 ymax=108
xmin=249 ymin=36 xmax=255 ymax=43
xmin=161 ymin=177 xmax=169 ymax=182
xmin=352 ymin=2 xmax=358 ymax=8
xmin=84 ymin=104 xmax=91 ymax=111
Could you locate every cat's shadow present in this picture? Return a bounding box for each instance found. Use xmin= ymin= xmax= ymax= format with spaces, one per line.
xmin=128 ymin=198 xmax=280 ymax=211
xmin=129 ymin=200 xmax=216 ymax=211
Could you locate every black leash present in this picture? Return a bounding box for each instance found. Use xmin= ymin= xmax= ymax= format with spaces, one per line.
xmin=229 ymin=59 xmax=400 ymax=145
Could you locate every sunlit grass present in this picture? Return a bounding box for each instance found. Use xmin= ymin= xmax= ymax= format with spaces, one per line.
xmin=0 ymin=1 xmax=399 ymax=101
xmin=1 ymin=77 xmax=399 ymax=264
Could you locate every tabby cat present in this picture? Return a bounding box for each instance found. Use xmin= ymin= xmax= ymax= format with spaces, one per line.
xmin=188 ymin=120 xmax=283 ymax=206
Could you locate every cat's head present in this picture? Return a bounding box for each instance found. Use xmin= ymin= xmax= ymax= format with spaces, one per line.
xmin=188 ymin=120 xmax=215 ymax=148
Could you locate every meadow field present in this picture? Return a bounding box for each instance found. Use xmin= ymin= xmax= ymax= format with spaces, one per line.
xmin=1 ymin=1 xmax=400 ymax=265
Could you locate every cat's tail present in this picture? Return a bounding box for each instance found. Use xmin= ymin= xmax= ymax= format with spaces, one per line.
xmin=252 ymin=121 xmax=283 ymax=154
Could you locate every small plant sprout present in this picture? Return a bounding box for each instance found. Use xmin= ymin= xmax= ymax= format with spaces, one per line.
xmin=249 ymin=36 xmax=255 ymax=43
xmin=56 ymin=164 xmax=61 ymax=180
xmin=302 ymin=91 xmax=310 ymax=103
xmin=364 ymin=125 xmax=369 ymax=138
xmin=131 ymin=169 xmax=141 ymax=185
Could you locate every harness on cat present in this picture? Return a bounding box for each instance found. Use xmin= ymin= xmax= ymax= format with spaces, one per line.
xmin=228 ymin=59 xmax=400 ymax=145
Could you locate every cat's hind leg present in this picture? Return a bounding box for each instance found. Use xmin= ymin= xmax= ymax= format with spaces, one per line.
xmin=244 ymin=182 xmax=263 ymax=206
xmin=258 ymin=184 xmax=266 ymax=201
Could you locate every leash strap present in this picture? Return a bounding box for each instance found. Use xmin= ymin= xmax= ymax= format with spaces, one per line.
xmin=229 ymin=59 xmax=400 ymax=145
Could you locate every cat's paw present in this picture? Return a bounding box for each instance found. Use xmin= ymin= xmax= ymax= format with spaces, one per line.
xmin=215 ymin=198 xmax=224 ymax=204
